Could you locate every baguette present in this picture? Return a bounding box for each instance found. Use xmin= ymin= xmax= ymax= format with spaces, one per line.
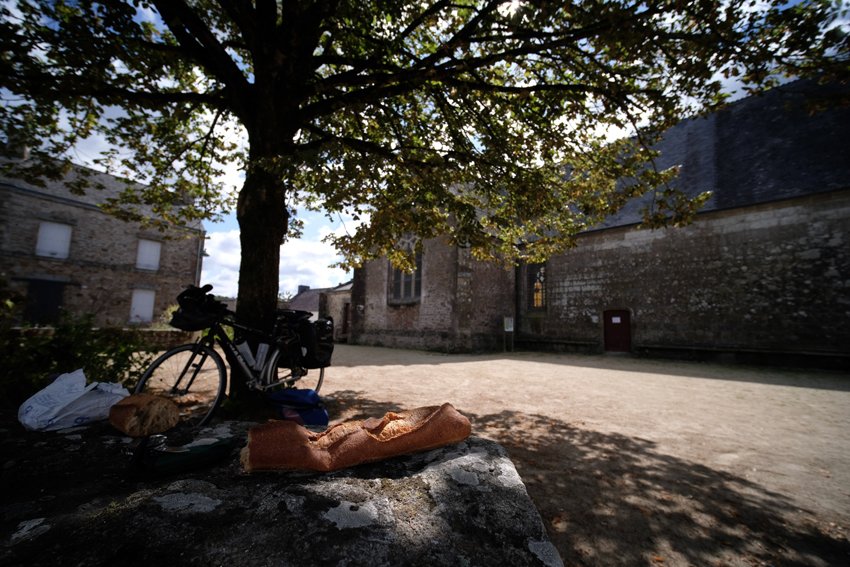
xmin=108 ymin=393 xmax=180 ymax=437
xmin=241 ymin=403 xmax=471 ymax=473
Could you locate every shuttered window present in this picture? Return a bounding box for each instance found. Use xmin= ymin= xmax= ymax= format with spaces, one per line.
xmin=136 ymin=239 xmax=161 ymax=271
xmin=35 ymin=222 xmax=72 ymax=259
xmin=130 ymin=289 xmax=156 ymax=323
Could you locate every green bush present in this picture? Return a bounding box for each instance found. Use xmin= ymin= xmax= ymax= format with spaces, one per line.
xmin=0 ymin=286 xmax=154 ymax=410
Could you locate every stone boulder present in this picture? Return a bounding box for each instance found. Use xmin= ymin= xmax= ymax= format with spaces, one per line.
xmin=4 ymin=422 xmax=562 ymax=566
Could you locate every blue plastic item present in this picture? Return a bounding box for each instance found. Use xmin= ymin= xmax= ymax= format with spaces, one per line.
xmin=267 ymin=388 xmax=329 ymax=426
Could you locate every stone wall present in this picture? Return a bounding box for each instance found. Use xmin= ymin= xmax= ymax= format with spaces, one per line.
xmin=0 ymin=174 xmax=203 ymax=327
xmin=323 ymin=288 xmax=351 ymax=342
xmin=466 ymin=248 xmax=517 ymax=350
xmin=351 ymin=237 xmax=515 ymax=352
xmin=517 ymin=189 xmax=850 ymax=360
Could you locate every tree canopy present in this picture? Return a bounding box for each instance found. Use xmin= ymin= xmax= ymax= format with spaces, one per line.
xmin=1 ymin=0 xmax=846 ymax=333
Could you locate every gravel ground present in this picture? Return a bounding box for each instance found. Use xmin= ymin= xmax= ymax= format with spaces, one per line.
xmin=322 ymin=344 xmax=850 ymax=566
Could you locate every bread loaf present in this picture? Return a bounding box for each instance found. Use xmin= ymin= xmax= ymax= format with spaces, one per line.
xmin=241 ymin=403 xmax=471 ymax=473
xmin=109 ymin=393 xmax=180 ymax=437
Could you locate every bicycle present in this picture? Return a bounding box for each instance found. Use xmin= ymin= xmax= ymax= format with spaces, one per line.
xmin=134 ymin=284 xmax=333 ymax=427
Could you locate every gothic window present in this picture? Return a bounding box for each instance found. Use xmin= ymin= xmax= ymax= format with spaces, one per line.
xmin=528 ymin=263 xmax=547 ymax=310
xmin=389 ymin=237 xmax=422 ymax=304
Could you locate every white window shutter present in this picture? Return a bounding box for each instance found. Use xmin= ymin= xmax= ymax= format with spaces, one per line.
xmin=35 ymin=222 xmax=72 ymax=259
xmin=136 ymin=239 xmax=161 ymax=270
xmin=130 ymin=289 xmax=156 ymax=323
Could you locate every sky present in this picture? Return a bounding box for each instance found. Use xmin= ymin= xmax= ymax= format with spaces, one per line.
xmin=201 ymin=210 xmax=353 ymax=300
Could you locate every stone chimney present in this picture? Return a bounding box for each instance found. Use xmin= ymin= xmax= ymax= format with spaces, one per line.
xmin=2 ymin=138 xmax=30 ymax=161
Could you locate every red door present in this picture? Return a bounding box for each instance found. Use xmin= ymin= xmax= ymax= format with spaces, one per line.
xmin=603 ymin=310 xmax=631 ymax=352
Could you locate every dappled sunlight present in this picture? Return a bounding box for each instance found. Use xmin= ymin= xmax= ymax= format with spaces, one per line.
xmin=325 ymin=387 xmax=850 ymax=564
xmin=466 ymin=409 xmax=846 ymax=566
xmin=321 ymin=366 xmax=850 ymax=566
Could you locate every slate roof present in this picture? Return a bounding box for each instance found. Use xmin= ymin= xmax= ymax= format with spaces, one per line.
xmin=593 ymin=79 xmax=850 ymax=230
xmin=289 ymin=288 xmax=324 ymax=312
xmin=0 ymin=158 xmax=205 ymax=232
xmin=288 ymin=281 xmax=352 ymax=312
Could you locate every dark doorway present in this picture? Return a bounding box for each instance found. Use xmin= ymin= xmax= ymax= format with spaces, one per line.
xmin=25 ymin=280 xmax=66 ymax=325
xmin=603 ymin=309 xmax=632 ymax=352
xmin=341 ymin=302 xmax=351 ymax=337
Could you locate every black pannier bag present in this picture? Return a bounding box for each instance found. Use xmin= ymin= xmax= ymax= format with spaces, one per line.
xmin=274 ymin=310 xmax=334 ymax=369
xmin=300 ymin=317 xmax=334 ymax=369
xmin=169 ymin=286 xmax=227 ymax=331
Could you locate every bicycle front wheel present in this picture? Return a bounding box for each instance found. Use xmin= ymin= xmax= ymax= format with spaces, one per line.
xmin=135 ymin=343 xmax=227 ymax=427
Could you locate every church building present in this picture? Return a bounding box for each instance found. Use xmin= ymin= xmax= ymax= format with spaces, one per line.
xmin=349 ymin=80 xmax=850 ymax=368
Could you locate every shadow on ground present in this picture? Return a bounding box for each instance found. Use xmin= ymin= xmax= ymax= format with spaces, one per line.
xmin=328 ymin=390 xmax=850 ymax=566
xmin=324 ymin=390 xmax=405 ymax=423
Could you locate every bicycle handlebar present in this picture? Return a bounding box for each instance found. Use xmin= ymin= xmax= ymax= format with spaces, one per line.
xmin=176 ymin=284 xmax=311 ymax=340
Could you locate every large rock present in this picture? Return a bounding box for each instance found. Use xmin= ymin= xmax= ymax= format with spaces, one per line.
xmin=3 ymin=422 xmax=562 ymax=566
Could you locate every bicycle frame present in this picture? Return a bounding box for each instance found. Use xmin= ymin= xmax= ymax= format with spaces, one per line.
xmin=196 ymin=317 xmax=304 ymax=392
xmin=136 ymin=284 xmax=328 ymax=429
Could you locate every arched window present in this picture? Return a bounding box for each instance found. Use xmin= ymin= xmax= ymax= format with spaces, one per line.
xmin=388 ymin=237 xmax=422 ymax=303
xmin=528 ymin=263 xmax=546 ymax=310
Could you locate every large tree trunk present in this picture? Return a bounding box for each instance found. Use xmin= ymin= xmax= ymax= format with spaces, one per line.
xmin=228 ymin=41 xmax=303 ymax=402
xmin=231 ymin=147 xmax=289 ymax=400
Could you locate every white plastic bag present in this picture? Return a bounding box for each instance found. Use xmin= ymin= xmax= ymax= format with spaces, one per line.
xmin=18 ymin=369 xmax=130 ymax=431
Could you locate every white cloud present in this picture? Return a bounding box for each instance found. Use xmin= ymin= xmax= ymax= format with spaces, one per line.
xmin=199 ymin=229 xmax=241 ymax=297
xmin=201 ymin=227 xmax=351 ymax=299
xmin=279 ymin=237 xmax=350 ymax=294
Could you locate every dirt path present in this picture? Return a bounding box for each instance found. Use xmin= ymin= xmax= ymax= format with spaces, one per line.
xmin=321 ymin=345 xmax=850 ymax=566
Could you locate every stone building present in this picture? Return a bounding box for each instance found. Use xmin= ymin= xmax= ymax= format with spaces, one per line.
xmin=288 ymin=282 xmax=355 ymax=343
xmin=0 ymin=161 xmax=204 ymax=327
xmin=350 ymin=236 xmax=515 ymax=352
xmin=323 ymin=281 xmax=353 ymax=343
xmin=350 ymin=80 xmax=850 ymax=367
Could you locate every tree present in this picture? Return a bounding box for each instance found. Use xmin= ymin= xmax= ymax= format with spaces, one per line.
xmin=1 ymin=1 xmax=845 ymax=394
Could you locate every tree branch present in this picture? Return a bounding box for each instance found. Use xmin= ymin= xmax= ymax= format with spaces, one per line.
xmin=216 ymin=0 xmax=258 ymax=50
xmin=151 ymin=0 xmax=250 ymax=112
xmin=8 ymin=65 xmax=228 ymax=109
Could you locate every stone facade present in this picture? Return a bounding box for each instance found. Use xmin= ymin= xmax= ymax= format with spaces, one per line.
xmin=322 ymin=282 xmax=353 ymax=342
xmin=286 ymin=282 xmax=353 ymax=342
xmin=518 ymin=190 xmax=850 ymax=362
xmin=0 ymin=162 xmax=204 ymax=327
xmin=350 ymin=80 xmax=850 ymax=365
xmin=351 ymin=237 xmax=515 ymax=352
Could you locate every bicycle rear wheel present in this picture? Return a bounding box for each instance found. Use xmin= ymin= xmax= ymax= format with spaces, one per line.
xmin=265 ymin=348 xmax=325 ymax=394
xmin=135 ymin=343 xmax=227 ymax=427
